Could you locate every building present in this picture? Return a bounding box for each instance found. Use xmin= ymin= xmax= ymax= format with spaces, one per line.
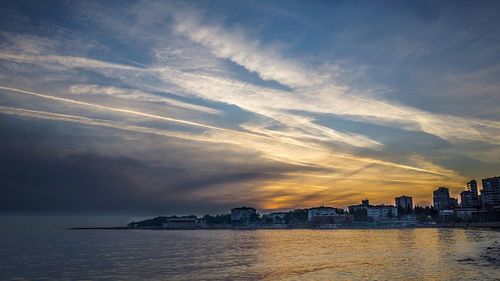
xmin=481 ymin=177 xmax=500 ymax=209
xmin=268 ymin=212 xmax=287 ymax=224
xmin=460 ymin=180 xmax=480 ymax=208
xmin=307 ymin=206 xmax=338 ymax=221
xmin=439 ymin=209 xmax=455 ymax=220
xmin=398 ymin=214 xmax=417 ymax=224
xmin=467 ymin=180 xmax=480 ymax=207
xmin=348 ymin=200 xmax=369 ymax=221
xmin=367 ymin=205 xmax=398 ymax=222
xmin=461 ymin=190 xmax=476 ymax=208
xmin=433 ymin=187 xmax=450 ymax=210
xmin=348 ymin=200 xmax=397 ymax=222
xmin=308 ymin=206 xmax=353 ymax=225
xmin=348 ymin=199 xmax=369 ymax=213
xmin=162 ymin=217 xmax=203 ymax=229
xmin=231 ymin=207 xmax=257 ymax=223
xmin=450 ymin=197 xmax=459 ymax=209
xmin=395 ymin=196 xmax=413 ymax=212
xmin=433 ymin=187 xmax=457 ymax=210
xmin=455 ymin=208 xmax=475 ymax=221
xmin=361 ymin=199 xmax=370 ymax=207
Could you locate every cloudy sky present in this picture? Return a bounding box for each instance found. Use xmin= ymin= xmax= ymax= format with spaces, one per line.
xmin=1 ymin=0 xmax=499 ymax=216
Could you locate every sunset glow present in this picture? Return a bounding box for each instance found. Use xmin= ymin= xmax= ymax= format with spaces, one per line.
xmin=1 ymin=1 xmax=499 ymax=214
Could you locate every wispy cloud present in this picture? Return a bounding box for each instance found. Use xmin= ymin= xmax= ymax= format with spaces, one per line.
xmin=170 ymin=12 xmax=500 ymax=147
xmin=68 ymin=84 xmax=222 ymax=115
xmin=0 ymin=87 xmax=448 ymax=176
xmin=0 ymin=103 xmax=465 ymax=209
xmin=171 ymin=10 xmax=325 ymax=88
xmin=2 ymin=1 xmax=499 ymax=211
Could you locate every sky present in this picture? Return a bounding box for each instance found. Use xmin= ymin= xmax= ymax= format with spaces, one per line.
xmin=1 ymin=0 xmax=499 ymax=217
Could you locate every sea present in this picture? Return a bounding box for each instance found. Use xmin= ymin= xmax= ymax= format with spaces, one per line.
xmin=1 ymin=227 xmax=499 ymax=280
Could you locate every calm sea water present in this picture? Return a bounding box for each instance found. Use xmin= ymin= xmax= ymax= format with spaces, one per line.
xmin=1 ymin=228 xmax=499 ymax=280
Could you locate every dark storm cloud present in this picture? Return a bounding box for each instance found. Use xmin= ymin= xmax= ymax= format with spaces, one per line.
xmin=0 ymin=115 xmax=301 ymax=215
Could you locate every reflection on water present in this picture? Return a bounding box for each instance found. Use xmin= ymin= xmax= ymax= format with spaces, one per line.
xmin=0 ymin=228 xmax=499 ymax=280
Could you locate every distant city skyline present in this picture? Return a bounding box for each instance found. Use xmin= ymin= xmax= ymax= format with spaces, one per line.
xmin=1 ymin=1 xmax=500 ymax=215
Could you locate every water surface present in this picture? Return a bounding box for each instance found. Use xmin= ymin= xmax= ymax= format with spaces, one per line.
xmin=1 ymin=228 xmax=499 ymax=280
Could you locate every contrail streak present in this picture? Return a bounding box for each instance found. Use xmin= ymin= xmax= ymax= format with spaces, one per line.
xmin=0 ymin=86 xmax=453 ymax=176
xmin=0 ymin=86 xmax=274 ymax=140
xmin=0 ymin=105 xmax=212 ymax=142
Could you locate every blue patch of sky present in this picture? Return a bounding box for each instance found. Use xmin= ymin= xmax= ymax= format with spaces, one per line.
xmin=192 ymin=0 xmax=500 ymax=120
xmin=222 ymin=60 xmax=293 ymax=91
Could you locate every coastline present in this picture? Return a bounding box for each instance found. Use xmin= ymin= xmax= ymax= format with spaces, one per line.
xmin=69 ymin=222 xmax=500 ymax=231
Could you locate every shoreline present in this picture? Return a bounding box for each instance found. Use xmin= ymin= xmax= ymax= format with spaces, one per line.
xmin=69 ymin=223 xmax=500 ymax=231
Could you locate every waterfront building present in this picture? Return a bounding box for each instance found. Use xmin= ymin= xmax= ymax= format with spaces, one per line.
xmin=461 ymin=191 xmax=476 ymax=208
xmin=433 ymin=187 xmax=457 ymax=210
xmin=162 ymin=217 xmax=202 ymax=229
xmin=460 ymin=180 xmax=480 ymax=209
xmin=269 ymin=212 xmax=287 ymax=224
xmin=348 ymin=200 xmax=397 ymax=222
xmin=467 ymin=180 xmax=480 ymax=207
xmin=348 ymin=199 xmax=369 ymax=213
xmin=308 ymin=206 xmax=353 ymax=225
xmin=455 ymin=208 xmax=475 ymax=221
xmin=361 ymin=199 xmax=370 ymax=207
xmin=348 ymin=200 xmax=369 ymax=221
xmin=366 ymin=205 xmax=398 ymax=222
xmin=481 ymin=176 xmax=500 ymax=209
xmin=398 ymin=214 xmax=417 ymax=224
xmin=395 ymin=196 xmax=413 ymax=212
xmin=439 ymin=209 xmax=455 ymax=219
xmin=231 ymin=207 xmax=257 ymax=223
xmin=307 ymin=206 xmax=338 ymax=221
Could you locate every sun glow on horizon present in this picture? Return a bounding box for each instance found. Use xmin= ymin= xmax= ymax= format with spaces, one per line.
xmin=0 ymin=1 xmax=499 ymax=214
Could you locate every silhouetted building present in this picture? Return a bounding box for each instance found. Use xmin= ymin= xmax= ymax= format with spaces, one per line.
xmin=269 ymin=212 xmax=287 ymax=224
xmin=461 ymin=191 xmax=476 ymax=208
xmin=367 ymin=205 xmax=398 ymax=222
xmin=455 ymin=208 xmax=475 ymax=221
xmin=395 ymin=196 xmax=413 ymax=212
xmin=467 ymin=180 xmax=480 ymax=207
xmin=482 ymin=176 xmax=500 ymax=209
xmin=231 ymin=207 xmax=256 ymax=223
xmin=348 ymin=201 xmax=367 ymax=213
xmin=460 ymin=180 xmax=480 ymax=208
xmin=433 ymin=187 xmax=457 ymax=210
xmin=439 ymin=209 xmax=455 ymax=219
xmin=348 ymin=199 xmax=370 ymax=213
xmin=308 ymin=206 xmax=354 ymax=225
xmin=162 ymin=217 xmax=203 ymax=229
xmin=348 ymin=201 xmax=369 ymax=221
xmin=308 ymin=206 xmax=338 ymax=221
xmin=450 ymin=197 xmax=458 ymax=209
xmin=348 ymin=200 xmax=397 ymax=222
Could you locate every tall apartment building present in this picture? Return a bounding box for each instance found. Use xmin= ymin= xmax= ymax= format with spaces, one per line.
xmin=395 ymin=196 xmax=413 ymax=212
xmin=461 ymin=190 xmax=476 ymax=208
xmin=481 ymin=177 xmax=500 ymax=209
xmin=462 ymin=180 xmax=480 ymax=208
xmin=433 ymin=187 xmax=456 ymax=210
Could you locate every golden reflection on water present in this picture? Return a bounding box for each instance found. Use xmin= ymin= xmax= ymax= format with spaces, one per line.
xmin=246 ymin=229 xmax=499 ymax=280
xmin=1 ymin=228 xmax=499 ymax=280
